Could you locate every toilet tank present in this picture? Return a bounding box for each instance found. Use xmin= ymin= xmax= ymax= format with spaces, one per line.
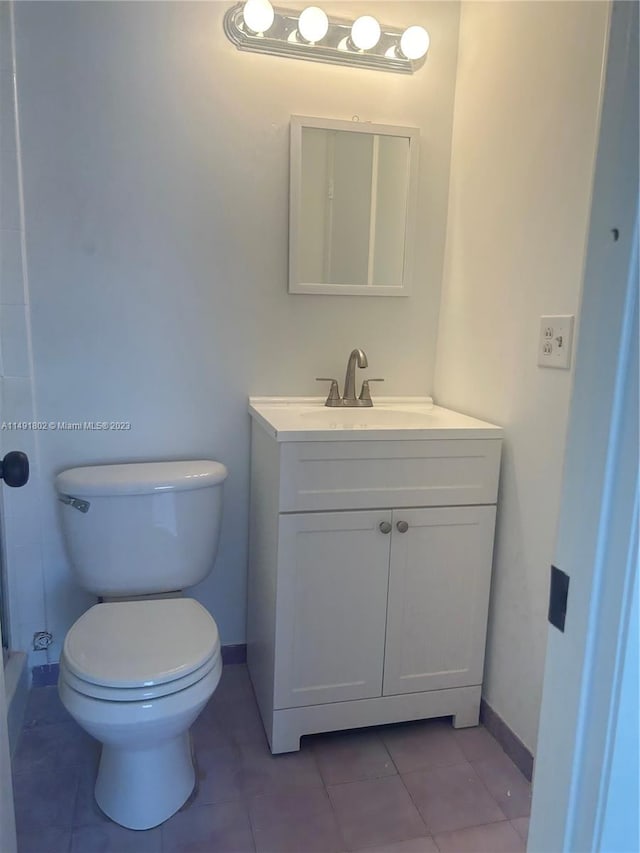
xmin=55 ymin=460 xmax=228 ymax=597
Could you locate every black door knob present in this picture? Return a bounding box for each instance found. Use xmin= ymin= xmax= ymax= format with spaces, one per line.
xmin=0 ymin=451 xmax=29 ymax=488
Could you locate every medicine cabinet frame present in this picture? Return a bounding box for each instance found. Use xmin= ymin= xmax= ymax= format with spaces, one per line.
xmin=289 ymin=115 xmax=419 ymax=297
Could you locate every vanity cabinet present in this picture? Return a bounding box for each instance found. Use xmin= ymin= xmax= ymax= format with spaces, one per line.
xmin=247 ymin=406 xmax=502 ymax=754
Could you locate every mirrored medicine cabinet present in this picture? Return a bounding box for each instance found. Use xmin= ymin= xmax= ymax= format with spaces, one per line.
xmin=289 ymin=116 xmax=419 ymax=296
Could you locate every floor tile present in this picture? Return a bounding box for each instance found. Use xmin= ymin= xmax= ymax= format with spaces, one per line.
xmin=194 ymin=743 xmax=244 ymax=805
xmin=215 ymin=664 xmax=255 ymax=705
xmin=452 ymin=725 xmax=506 ymax=763
xmin=402 ymin=762 xmax=505 ymax=835
xmin=212 ymin=693 xmax=268 ymax=746
xmin=354 ymin=837 xmax=438 ymax=853
xmin=13 ymin=720 xmax=99 ymax=775
xmin=510 ymin=816 xmax=530 ymax=842
xmin=382 ymin=720 xmax=466 ymax=774
xmin=16 ymin=825 xmax=72 ymax=853
xmin=70 ymin=822 xmax=161 ymax=852
xmin=249 ymin=787 xmax=344 ymax=853
xmin=161 ymin=801 xmax=255 ymax=852
xmin=191 ymin=705 xmax=235 ymax=750
xmin=23 ymin=685 xmax=72 ymax=729
xmin=13 ymin=765 xmax=80 ymax=833
xmin=433 ymin=820 xmax=525 ymax=852
xmin=312 ymin=729 xmax=397 ymax=785
xmin=12 ymin=683 xmax=529 ymax=853
xmin=328 ymin=775 xmax=428 ymax=851
xmin=472 ymin=754 xmax=532 ymax=819
xmin=73 ymin=765 xmax=110 ymax=828
xmin=238 ymin=737 xmax=324 ymax=798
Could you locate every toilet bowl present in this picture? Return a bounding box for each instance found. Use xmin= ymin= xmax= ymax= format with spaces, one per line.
xmin=55 ymin=460 xmax=228 ymax=830
xmin=59 ymin=598 xmax=222 ymax=830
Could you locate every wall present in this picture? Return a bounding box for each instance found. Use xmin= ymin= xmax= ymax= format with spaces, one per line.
xmin=433 ymin=0 xmax=609 ymax=751
xmin=0 ymin=0 xmax=47 ymax=662
xmin=11 ymin=1 xmax=461 ymax=662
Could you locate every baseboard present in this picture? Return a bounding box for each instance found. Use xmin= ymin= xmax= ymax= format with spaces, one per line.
xmin=31 ymin=643 xmax=248 ymax=687
xmin=480 ymin=698 xmax=534 ymax=781
xmin=32 ymin=662 xmax=60 ymax=687
xmin=220 ymin=644 xmax=247 ymax=664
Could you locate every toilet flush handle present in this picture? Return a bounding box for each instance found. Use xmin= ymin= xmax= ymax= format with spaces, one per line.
xmin=58 ymin=494 xmax=90 ymax=513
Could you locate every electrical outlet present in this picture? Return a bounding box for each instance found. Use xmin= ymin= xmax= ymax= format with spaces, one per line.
xmin=32 ymin=631 xmax=53 ymax=651
xmin=538 ymin=315 xmax=575 ymax=369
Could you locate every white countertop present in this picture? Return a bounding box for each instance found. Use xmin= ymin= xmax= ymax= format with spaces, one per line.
xmin=249 ymin=397 xmax=503 ymax=442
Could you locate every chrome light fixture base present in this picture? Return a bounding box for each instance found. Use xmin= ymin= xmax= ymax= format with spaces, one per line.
xmin=223 ymin=4 xmax=426 ymax=75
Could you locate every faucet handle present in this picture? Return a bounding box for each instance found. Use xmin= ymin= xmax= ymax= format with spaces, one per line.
xmin=359 ymin=378 xmax=384 ymax=406
xmin=316 ymin=378 xmax=342 ymax=407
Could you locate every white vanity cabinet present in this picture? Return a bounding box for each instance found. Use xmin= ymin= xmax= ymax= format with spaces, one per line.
xmin=247 ymin=399 xmax=502 ymax=754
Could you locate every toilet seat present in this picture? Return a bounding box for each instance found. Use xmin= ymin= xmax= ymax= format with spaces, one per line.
xmin=60 ymin=649 xmax=220 ymax=701
xmin=62 ymin=598 xmax=220 ymax=699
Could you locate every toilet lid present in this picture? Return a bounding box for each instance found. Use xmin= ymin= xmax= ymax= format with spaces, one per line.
xmin=63 ymin=598 xmax=220 ymax=688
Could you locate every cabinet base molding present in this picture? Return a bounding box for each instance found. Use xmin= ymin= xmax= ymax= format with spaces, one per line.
xmin=267 ymin=685 xmax=481 ymax=754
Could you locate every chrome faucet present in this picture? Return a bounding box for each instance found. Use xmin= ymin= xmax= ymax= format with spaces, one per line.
xmin=343 ymin=348 xmax=368 ymax=405
xmin=316 ymin=349 xmax=384 ymax=407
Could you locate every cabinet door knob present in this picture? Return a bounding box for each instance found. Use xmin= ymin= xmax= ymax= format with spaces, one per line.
xmin=396 ymin=520 xmax=409 ymax=533
xmin=378 ymin=521 xmax=392 ymax=534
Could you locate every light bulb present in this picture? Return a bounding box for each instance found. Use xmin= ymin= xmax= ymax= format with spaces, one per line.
xmin=243 ymin=0 xmax=275 ymax=34
xmin=298 ymin=6 xmax=329 ymax=43
xmin=350 ymin=15 xmax=381 ymax=51
xmin=399 ymin=25 xmax=430 ymax=60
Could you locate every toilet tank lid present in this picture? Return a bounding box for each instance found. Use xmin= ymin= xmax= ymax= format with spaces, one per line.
xmin=56 ymin=460 xmax=228 ymax=497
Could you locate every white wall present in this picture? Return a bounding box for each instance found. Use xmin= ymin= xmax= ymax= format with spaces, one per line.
xmin=11 ymin=1 xmax=461 ymax=661
xmin=0 ymin=0 xmax=47 ymax=663
xmin=433 ymin=1 xmax=609 ymax=751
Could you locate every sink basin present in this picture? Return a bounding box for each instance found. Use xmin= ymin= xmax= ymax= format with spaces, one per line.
xmin=298 ymin=407 xmax=431 ymax=428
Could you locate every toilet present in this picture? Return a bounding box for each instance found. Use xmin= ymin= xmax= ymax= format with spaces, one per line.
xmin=55 ymin=460 xmax=228 ymax=830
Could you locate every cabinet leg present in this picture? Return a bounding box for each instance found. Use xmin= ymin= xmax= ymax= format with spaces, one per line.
xmin=452 ymin=699 xmax=481 ymax=729
xmin=270 ymin=718 xmax=302 ymax=754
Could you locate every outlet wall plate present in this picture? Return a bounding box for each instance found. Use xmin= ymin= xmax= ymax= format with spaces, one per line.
xmin=538 ymin=315 xmax=575 ymax=369
xmin=32 ymin=630 xmax=53 ymax=651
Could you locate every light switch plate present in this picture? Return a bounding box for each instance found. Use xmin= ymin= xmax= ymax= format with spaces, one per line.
xmin=538 ymin=315 xmax=575 ymax=369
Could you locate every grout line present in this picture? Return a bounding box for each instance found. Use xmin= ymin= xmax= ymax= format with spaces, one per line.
xmin=244 ymin=797 xmax=259 ymax=853
xmin=322 ymin=775 xmax=350 ymax=852
xmin=431 ymin=819 xmax=524 ymax=851
xmin=395 ymin=766 xmax=432 ymax=838
xmin=379 ymin=733 xmax=403 ymax=778
xmin=465 ymin=758 xmax=514 ymax=824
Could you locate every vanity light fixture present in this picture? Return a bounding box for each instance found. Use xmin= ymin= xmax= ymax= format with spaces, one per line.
xmin=223 ymin=1 xmax=430 ymax=74
xmin=242 ymin=0 xmax=275 ymax=34
xmin=350 ymin=15 xmax=382 ymax=51
xmin=399 ymin=26 xmax=431 ymax=61
xmin=297 ymin=6 xmax=329 ymax=44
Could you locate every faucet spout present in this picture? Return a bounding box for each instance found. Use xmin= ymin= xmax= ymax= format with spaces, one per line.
xmin=343 ymin=349 xmax=368 ymax=405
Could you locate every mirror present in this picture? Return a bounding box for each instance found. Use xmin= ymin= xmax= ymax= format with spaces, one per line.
xmin=289 ymin=116 xmax=419 ymax=296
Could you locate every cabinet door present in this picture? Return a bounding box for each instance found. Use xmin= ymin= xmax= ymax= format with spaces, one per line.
xmin=383 ymin=506 xmax=496 ymax=696
xmin=274 ymin=510 xmax=392 ymax=709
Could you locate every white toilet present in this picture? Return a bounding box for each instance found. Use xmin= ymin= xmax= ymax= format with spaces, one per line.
xmin=55 ymin=460 xmax=228 ymax=830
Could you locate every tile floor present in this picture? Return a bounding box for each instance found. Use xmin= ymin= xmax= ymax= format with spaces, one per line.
xmin=12 ymin=665 xmax=531 ymax=853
